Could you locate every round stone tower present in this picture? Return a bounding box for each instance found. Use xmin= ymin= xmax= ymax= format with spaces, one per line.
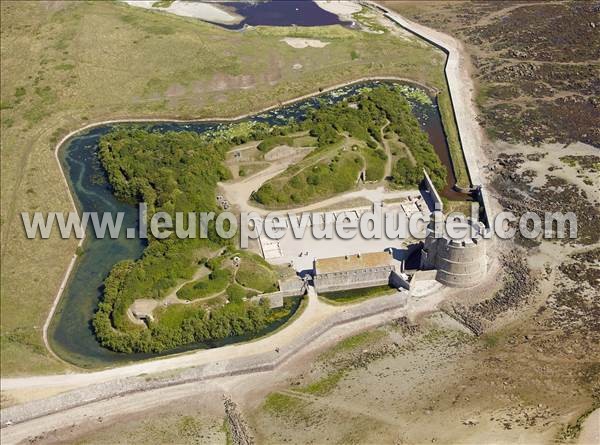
xmin=420 ymin=215 xmax=487 ymax=288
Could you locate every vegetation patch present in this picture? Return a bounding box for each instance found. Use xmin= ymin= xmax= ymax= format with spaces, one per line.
xmin=322 ymin=330 xmax=388 ymax=360
xmin=559 ymin=155 xmax=600 ymax=173
xmin=253 ymin=85 xmax=447 ymax=208
xmin=236 ymin=259 xmax=278 ymax=293
xmin=320 ymin=284 xmax=396 ymax=305
xmin=257 ymin=135 xmax=295 ymax=153
xmin=178 ymin=266 xmax=231 ymax=301
xmin=263 ymin=393 xmax=308 ymax=416
xmin=237 ymin=162 xmax=269 ymax=178
xmin=359 ymin=145 xmax=387 ymax=181
xmin=299 ymin=369 xmax=346 ymax=396
xmin=92 ymin=127 xmax=297 ymax=353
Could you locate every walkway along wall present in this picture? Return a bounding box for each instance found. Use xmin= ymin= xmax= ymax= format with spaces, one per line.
xmin=250 ymin=277 xmax=307 ymax=308
xmin=1 ymin=294 xmax=409 ymax=427
xmin=373 ymin=2 xmax=483 ymax=186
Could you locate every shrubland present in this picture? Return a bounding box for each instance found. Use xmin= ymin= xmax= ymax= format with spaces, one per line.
xmin=252 ymin=85 xmax=447 ymax=207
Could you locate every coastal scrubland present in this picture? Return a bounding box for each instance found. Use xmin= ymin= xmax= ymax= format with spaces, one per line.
xmin=0 ymin=0 xmax=452 ymax=374
xmin=382 ymin=0 xmax=600 ymax=148
xmin=93 ymin=125 xmax=299 ymax=353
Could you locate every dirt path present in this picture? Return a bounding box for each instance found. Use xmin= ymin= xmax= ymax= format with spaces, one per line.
xmin=2 ymin=290 xmax=337 ymax=392
xmin=163 ymin=265 xmax=210 ymax=302
xmin=380 ymin=120 xmax=393 ymax=180
xmin=222 ymin=159 xmax=416 ymax=217
xmin=1 ymin=288 xmax=448 ymax=443
xmin=127 ymin=261 xmax=218 ymax=325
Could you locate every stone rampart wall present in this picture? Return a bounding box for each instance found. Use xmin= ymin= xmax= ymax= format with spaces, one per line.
xmin=314 ymin=266 xmax=396 ymax=293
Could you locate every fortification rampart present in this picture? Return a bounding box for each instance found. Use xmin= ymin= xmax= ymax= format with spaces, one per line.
xmin=250 ymin=277 xmax=307 ymax=308
xmin=314 ymin=265 xmax=397 ymax=293
xmin=422 ymin=169 xmax=444 ymax=212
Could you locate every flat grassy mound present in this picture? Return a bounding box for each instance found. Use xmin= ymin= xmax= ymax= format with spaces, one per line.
xmin=320 ymin=285 xmax=396 ymax=304
xmin=254 ymin=145 xmax=364 ymax=207
xmin=226 ymin=283 xmax=257 ymax=303
xmin=359 ymin=145 xmax=387 ymax=181
xmin=177 ymin=268 xmax=232 ymax=301
xmin=236 ymin=261 xmax=279 ymax=294
xmin=153 ymin=304 xmax=199 ymax=331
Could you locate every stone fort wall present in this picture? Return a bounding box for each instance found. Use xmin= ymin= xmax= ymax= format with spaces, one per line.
xmin=314 ymin=265 xmax=396 ymax=294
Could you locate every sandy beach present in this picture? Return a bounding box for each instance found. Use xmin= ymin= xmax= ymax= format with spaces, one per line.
xmin=122 ymin=0 xmax=243 ymax=25
xmin=281 ymin=37 xmax=330 ymax=49
xmin=316 ymin=1 xmax=363 ymax=19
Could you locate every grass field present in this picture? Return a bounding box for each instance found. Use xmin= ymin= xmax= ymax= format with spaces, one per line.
xmin=177 ymin=269 xmax=231 ymax=301
xmin=0 ymin=1 xmax=449 ymax=375
xmin=319 ymin=285 xmax=397 ymax=305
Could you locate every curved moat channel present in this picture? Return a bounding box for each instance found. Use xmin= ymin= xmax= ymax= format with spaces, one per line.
xmin=50 ymin=80 xmax=457 ymax=368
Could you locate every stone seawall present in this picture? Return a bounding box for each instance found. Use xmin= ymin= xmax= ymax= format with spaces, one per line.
xmin=249 ymin=277 xmax=307 ymax=308
xmin=1 ymin=294 xmax=408 ymax=427
xmin=315 ymin=266 xmax=396 ymax=294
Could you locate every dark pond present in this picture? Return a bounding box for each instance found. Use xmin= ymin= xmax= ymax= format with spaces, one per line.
xmin=213 ymin=0 xmax=353 ymax=30
xmin=50 ymin=80 xmax=458 ymax=368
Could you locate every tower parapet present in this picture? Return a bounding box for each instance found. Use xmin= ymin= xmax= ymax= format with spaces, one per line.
xmin=420 ymin=216 xmax=487 ymax=288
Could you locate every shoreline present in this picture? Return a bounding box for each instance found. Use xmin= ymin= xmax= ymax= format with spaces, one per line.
xmin=121 ymin=1 xmax=244 ymax=25
xmin=315 ymin=1 xmax=363 ymax=21
xmin=2 ymin=290 xmax=450 ymax=430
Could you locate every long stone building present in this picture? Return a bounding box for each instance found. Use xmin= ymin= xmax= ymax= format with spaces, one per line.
xmin=313 ymin=251 xmax=399 ymax=294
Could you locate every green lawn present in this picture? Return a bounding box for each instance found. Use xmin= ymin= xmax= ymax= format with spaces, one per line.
xmin=235 ymin=261 xmax=278 ymax=293
xmin=253 ymin=146 xmax=363 ymax=207
xmin=154 ymin=304 xmax=199 ymax=330
xmin=319 ymin=285 xmax=397 ymax=305
xmin=177 ymin=268 xmax=232 ymax=301
xmin=360 ymin=145 xmax=388 ymax=181
xmin=298 ymin=369 xmax=346 ymax=396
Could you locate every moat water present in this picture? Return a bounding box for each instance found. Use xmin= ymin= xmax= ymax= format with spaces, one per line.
xmin=50 ymin=80 xmax=458 ymax=368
